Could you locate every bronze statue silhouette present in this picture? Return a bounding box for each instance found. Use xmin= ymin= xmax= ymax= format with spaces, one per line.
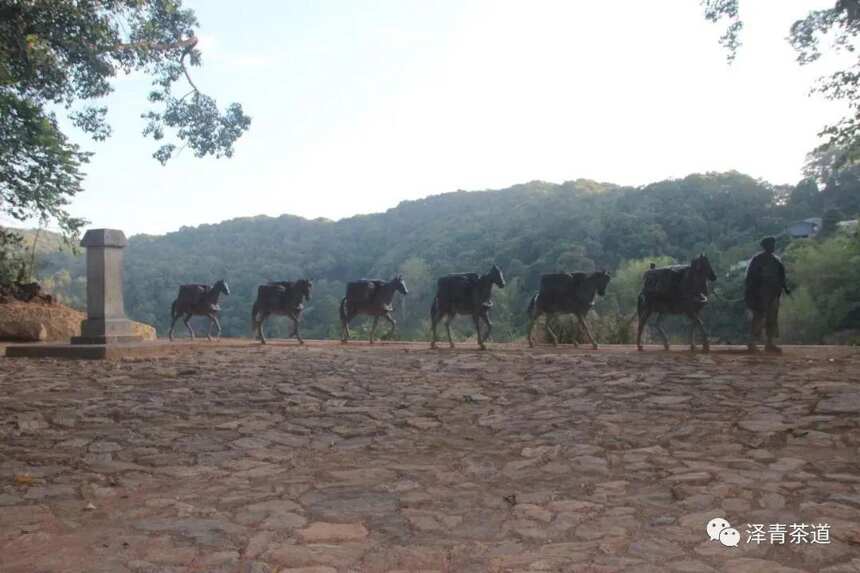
xmin=745 ymin=236 xmax=790 ymax=353
xmin=430 ymin=264 xmax=505 ymax=350
xmin=340 ymin=276 xmax=408 ymax=343
xmin=526 ymin=271 xmax=611 ymax=349
xmin=636 ymin=254 xmax=716 ymax=352
xmin=251 ymin=279 xmax=312 ymax=345
xmin=168 ymin=279 xmax=230 ymax=341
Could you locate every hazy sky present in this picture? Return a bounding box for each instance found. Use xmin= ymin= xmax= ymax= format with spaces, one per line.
xmin=23 ymin=0 xmax=850 ymax=236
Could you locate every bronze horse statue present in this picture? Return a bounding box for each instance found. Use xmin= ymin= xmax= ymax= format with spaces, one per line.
xmin=340 ymin=276 xmax=408 ymax=343
xmin=636 ymin=254 xmax=716 ymax=352
xmin=168 ymin=279 xmax=230 ymax=341
xmin=527 ymin=271 xmax=611 ymax=349
xmin=251 ymin=279 xmax=312 ymax=345
xmin=430 ymin=264 xmax=505 ymax=350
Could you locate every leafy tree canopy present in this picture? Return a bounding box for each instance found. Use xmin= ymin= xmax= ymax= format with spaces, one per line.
xmin=0 ymin=0 xmax=250 ymax=265
xmin=703 ymin=0 xmax=860 ymax=169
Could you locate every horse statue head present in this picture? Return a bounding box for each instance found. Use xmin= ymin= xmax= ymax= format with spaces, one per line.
xmin=214 ymin=279 xmax=231 ymax=296
xmin=489 ymin=264 xmax=506 ymax=288
xmin=392 ymin=275 xmax=409 ymax=296
xmin=691 ymin=254 xmax=717 ymax=282
xmin=593 ymin=269 xmax=611 ymax=296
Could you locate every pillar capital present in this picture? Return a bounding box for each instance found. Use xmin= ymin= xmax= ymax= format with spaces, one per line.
xmin=80 ymin=228 xmax=128 ymax=249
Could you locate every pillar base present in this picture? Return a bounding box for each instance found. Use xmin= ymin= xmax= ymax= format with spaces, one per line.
xmin=71 ymin=335 xmax=144 ymax=345
xmin=72 ymin=318 xmax=141 ymax=345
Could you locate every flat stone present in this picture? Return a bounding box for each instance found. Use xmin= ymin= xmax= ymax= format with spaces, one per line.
xmin=133 ymin=518 xmax=246 ymax=545
xmin=817 ymin=394 xmax=860 ymax=414
xmin=721 ymin=558 xmax=808 ymax=573
xmin=297 ymin=522 xmax=369 ymax=542
xmin=666 ymin=472 xmax=712 ymax=485
xmin=405 ymin=417 xmax=440 ymax=430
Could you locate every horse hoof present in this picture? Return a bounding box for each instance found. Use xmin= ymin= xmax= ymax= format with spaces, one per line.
xmin=703 ymin=346 xmax=711 ymax=353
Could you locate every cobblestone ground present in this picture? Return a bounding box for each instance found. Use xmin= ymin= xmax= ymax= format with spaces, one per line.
xmin=1 ymin=341 xmax=860 ymax=573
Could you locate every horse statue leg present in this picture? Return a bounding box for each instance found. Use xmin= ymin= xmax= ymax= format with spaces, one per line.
xmin=688 ymin=311 xmax=709 ymax=352
xmin=183 ymin=313 xmax=195 ymax=340
xmin=214 ymin=313 xmax=223 ymax=340
xmin=257 ymin=311 xmax=269 ymax=345
xmin=206 ymin=312 xmax=222 ymax=341
xmin=473 ymin=312 xmax=486 ymax=350
xmin=250 ymin=302 xmax=260 ymax=341
xmin=384 ymin=312 xmax=396 ymax=340
xmin=526 ymin=295 xmax=540 ymax=348
xmin=481 ymin=311 xmax=492 ymax=342
xmin=636 ymin=302 xmax=651 ymax=352
xmin=576 ymin=313 xmax=598 ymax=350
xmin=545 ymin=314 xmax=560 ymax=347
xmin=339 ymin=298 xmax=350 ymax=343
xmin=445 ymin=313 xmax=456 ymax=348
xmin=655 ymin=313 xmax=670 ymax=351
xmin=290 ymin=310 xmax=304 ymax=345
xmin=430 ymin=298 xmax=440 ymax=349
xmin=526 ymin=313 xmax=540 ymax=348
xmin=168 ymin=301 xmax=179 ymax=341
xmin=369 ymin=315 xmax=380 ymax=344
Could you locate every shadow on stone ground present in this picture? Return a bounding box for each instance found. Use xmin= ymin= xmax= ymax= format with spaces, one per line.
xmin=1 ymin=342 xmax=859 ymax=572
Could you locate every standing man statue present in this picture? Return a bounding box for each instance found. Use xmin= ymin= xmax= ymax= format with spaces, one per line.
xmin=745 ymin=236 xmax=790 ymax=353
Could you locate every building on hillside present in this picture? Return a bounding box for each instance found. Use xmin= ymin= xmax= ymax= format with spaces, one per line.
xmin=728 ymin=259 xmax=750 ymax=275
xmin=837 ymin=219 xmax=858 ymax=234
xmin=785 ymin=217 xmax=822 ymax=239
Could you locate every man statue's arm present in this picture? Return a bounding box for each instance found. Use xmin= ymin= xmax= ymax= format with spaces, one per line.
xmin=745 ymin=255 xmax=761 ymax=288
xmin=779 ymin=259 xmax=790 ymax=295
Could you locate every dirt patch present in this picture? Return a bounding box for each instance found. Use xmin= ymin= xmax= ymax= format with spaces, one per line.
xmin=0 ymin=300 xmax=157 ymax=342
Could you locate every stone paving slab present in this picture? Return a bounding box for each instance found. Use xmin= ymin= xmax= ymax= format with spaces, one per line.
xmin=0 ymin=343 xmax=859 ymax=572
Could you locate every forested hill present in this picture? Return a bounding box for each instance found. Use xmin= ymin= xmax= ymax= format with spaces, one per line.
xmin=25 ymin=171 xmax=860 ymax=343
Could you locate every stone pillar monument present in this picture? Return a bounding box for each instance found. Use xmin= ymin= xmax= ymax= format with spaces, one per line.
xmin=71 ymin=229 xmax=143 ymax=344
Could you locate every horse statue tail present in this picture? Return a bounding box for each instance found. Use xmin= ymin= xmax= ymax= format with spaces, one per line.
xmin=339 ymin=297 xmax=348 ymax=323
xmin=170 ymin=300 xmax=177 ymax=320
xmin=430 ymin=296 xmax=438 ymax=321
xmin=527 ymin=293 xmax=538 ymax=319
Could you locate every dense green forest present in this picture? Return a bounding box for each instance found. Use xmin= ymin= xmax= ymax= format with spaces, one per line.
xmin=12 ymin=170 xmax=860 ymax=345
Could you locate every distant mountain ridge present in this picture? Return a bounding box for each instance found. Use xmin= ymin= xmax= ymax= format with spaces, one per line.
xmin=10 ymin=171 xmax=846 ymax=342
